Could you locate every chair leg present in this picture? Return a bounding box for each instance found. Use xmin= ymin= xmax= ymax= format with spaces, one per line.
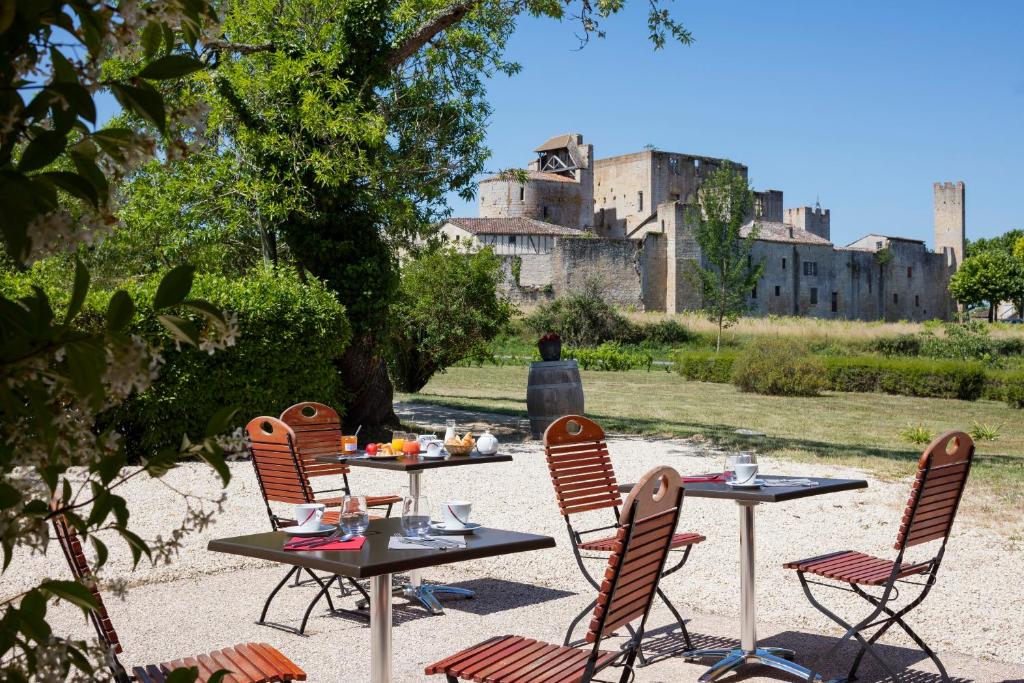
xmin=617 ymin=647 xmax=640 ymax=683
xmin=656 ymin=586 xmax=693 ymax=650
xmin=564 ymin=598 xmax=597 ymax=646
xmin=260 ymin=566 xmax=299 ymax=624
xmin=299 ymin=575 xmax=338 ymax=635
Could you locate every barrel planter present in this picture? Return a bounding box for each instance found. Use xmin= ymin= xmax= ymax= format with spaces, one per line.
xmin=527 ymin=360 xmax=585 ymax=439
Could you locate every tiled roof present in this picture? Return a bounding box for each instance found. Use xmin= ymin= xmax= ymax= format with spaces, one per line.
xmin=741 ymin=221 xmax=832 ymax=245
xmin=480 ymin=169 xmax=576 ymax=184
xmin=445 ymin=217 xmax=586 ymax=237
xmin=533 ymin=134 xmax=576 ymax=152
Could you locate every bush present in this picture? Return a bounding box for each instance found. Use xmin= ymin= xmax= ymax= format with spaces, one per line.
xmin=870 ymin=334 xmax=922 ymax=357
xmin=824 ymin=356 xmax=987 ymax=401
xmin=100 ymin=268 xmax=351 ymax=458
xmin=637 ymin=319 xmax=693 ymax=345
xmin=524 ymin=284 xmax=635 ymax=347
xmin=1006 ymin=372 xmax=1024 ymax=409
xmin=731 ymin=338 xmax=826 ymax=396
xmin=388 ymin=245 xmax=514 ymax=392
xmin=674 ymin=350 xmax=737 ymax=383
xmin=564 ymin=342 xmax=653 ymax=371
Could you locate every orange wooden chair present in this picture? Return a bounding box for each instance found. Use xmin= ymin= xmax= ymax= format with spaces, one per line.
xmin=51 ymin=514 xmax=305 ymax=683
xmin=785 ymin=431 xmax=974 ymax=682
xmin=245 ymin=416 xmax=370 ymax=634
xmin=426 ymin=465 xmax=687 ymax=683
xmin=543 ymin=415 xmax=704 ymax=660
xmin=279 ymin=402 xmax=400 ymax=516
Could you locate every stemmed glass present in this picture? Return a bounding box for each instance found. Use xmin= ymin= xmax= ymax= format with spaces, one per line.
xmin=340 ymin=495 xmax=369 ymax=537
xmin=400 ymin=494 xmax=432 ymax=539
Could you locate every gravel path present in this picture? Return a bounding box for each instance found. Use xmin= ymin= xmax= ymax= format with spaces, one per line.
xmin=7 ymin=436 xmax=1023 ymax=681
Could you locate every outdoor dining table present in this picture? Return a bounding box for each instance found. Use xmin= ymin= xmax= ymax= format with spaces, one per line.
xmin=208 ymin=517 xmax=554 ymax=683
xmin=314 ymin=451 xmax=512 ymax=613
xmin=628 ymin=474 xmax=868 ymax=681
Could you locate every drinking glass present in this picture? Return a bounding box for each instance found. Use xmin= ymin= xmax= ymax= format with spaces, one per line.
xmin=444 ymin=420 xmax=457 ymax=442
xmin=340 ymin=495 xmax=369 ymax=537
xmin=391 ymin=430 xmax=407 ymax=452
xmin=401 ymin=494 xmax=432 ymax=539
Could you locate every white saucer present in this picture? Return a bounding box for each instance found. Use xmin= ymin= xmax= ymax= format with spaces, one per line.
xmin=280 ymin=523 xmax=337 ymax=536
xmin=429 ymin=521 xmax=482 ymax=535
xmin=421 ymin=449 xmax=447 ymax=459
xmin=726 ymin=478 xmax=766 ymax=489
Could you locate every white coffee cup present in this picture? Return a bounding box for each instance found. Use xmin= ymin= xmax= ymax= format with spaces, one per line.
xmin=441 ymin=499 xmax=472 ymax=530
xmin=294 ymin=503 xmax=325 ymax=531
xmin=734 ymin=463 xmax=759 ymax=486
xmin=425 ymin=441 xmax=444 ymax=458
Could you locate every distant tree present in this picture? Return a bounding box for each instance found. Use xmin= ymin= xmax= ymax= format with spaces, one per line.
xmin=686 ymin=164 xmax=764 ymax=351
xmin=965 ymin=229 xmax=1024 ymax=259
xmin=949 ymin=251 xmax=1024 ymax=322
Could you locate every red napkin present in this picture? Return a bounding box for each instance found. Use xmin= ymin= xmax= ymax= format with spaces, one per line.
xmin=284 ymin=536 xmax=366 ymax=552
xmin=682 ymin=472 xmax=729 ymax=483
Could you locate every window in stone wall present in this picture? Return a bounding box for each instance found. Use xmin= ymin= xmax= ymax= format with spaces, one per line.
xmin=782 ymin=257 xmax=786 ymax=270
xmin=831 ymin=292 xmax=838 ymax=312
xmin=519 ymin=186 xmax=525 ymax=201
xmin=867 ymin=270 xmax=873 ymax=293
xmin=803 ymin=261 xmax=818 ymax=276
xmin=907 ymin=266 xmax=913 ymax=279
xmin=893 ymin=293 xmax=899 ymax=304
xmin=508 ymin=235 xmax=516 ymax=247
xmin=542 ymin=206 xmax=549 ymax=218
xmin=810 ymin=288 xmax=818 ymax=305
xmin=775 ymin=285 xmax=781 ymax=296
xmin=915 ymin=294 xmax=920 ymax=307
xmin=638 ymin=191 xmax=643 ymax=212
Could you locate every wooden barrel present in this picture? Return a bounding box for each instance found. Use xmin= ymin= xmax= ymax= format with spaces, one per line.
xmin=527 ymin=360 xmax=585 ymax=439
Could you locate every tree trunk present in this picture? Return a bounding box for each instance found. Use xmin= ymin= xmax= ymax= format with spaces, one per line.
xmin=989 ymin=302 xmax=995 ymax=323
xmin=338 ymin=338 xmax=399 ymax=441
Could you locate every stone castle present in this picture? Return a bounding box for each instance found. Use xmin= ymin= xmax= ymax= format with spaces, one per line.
xmin=441 ymin=134 xmax=964 ymax=321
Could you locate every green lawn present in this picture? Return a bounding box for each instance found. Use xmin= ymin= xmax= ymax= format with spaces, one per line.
xmin=399 ymin=365 xmax=1024 ymax=514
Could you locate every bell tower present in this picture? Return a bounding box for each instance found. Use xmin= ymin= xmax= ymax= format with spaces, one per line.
xmin=934 ymin=181 xmax=965 ymax=267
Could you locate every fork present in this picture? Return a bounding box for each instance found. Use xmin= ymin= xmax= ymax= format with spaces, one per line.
xmin=290 ymin=530 xmax=354 ymax=549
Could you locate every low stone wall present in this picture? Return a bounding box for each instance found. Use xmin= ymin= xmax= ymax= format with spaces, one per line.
xmin=551 ymin=237 xmax=644 ymax=307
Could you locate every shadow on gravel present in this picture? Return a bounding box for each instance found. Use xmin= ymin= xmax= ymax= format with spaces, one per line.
xmin=429 ymin=578 xmax=574 ymax=615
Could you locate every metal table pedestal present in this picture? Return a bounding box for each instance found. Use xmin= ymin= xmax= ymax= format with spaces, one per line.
xmin=685 ymin=501 xmax=818 ymax=682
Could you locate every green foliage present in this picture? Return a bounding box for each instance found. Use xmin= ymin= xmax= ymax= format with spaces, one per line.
xmin=969 ymin=421 xmax=1002 ymax=442
xmin=684 ymin=163 xmax=764 ymax=351
xmin=949 ymin=251 xmax=1024 ymax=320
xmin=1005 ymin=372 xmax=1024 ymax=409
xmin=824 ymin=356 xmax=987 ymax=401
xmin=564 ymin=343 xmax=653 ymax=371
xmin=870 ymin=334 xmax=923 ymax=357
xmin=101 ymin=268 xmax=350 ymax=458
xmin=965 ymin=228 xmax=1024 ymax=259
xmin=869 ymin=323 xmax=1024 ymax=364
xmin=388 ymin=245 xmax=514 ymax=393
xmin=639 ymin=319 xmax=693 ymax=345
xmin=900 ymin=425 xmax=934 ymax=445
xmin=731 ymin=338 xmax=826 ymax=397
xmin=524 ymin=284 xmax=636 ymax=347
xmin=674 ymin=350 xmax=737 ymax=383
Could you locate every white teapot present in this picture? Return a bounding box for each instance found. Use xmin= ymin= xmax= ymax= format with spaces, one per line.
xmin=476 ymin=430 xmax=499 ymax=456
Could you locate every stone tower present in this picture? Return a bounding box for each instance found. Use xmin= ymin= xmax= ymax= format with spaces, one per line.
xmin=784 ymin=204 xmax=831 ymax=241
xmin=933 ymin=181 xmax=965 ymax=267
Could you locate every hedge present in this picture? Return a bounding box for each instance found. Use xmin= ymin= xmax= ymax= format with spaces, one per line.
xmin=823 ymin=357 xmax=987 ymax=401
xmin=1003 ymin=372 xmax=1024 ymax=408
xmin=674 ymin=351 xmax=737 ymax=383
xmin=98 ymin=268 xmax=351 ymax=458
xmin=564 ymin=343 xmax=653 ymax=371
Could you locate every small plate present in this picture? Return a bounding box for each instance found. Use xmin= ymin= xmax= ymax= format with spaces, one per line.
xmin=726 ymin=478 xmax=766 ymax=489
xmin=420 ymin=450 xmax=447 ymax=459
xmin=429 ymin=521 xmax=482 ymax=535
xmin=280 ymin=523 xmax=337 ymax=536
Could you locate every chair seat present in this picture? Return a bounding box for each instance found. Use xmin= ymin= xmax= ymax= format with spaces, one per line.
xmin=318 ymin=495 xmax=401 ymax=508
xmin=784 ymin=550 xmax=931 ymax=586
xmin=132 ymin=642 xmax=305 ymax=682
xmin=425 ymin=635 xmax=619 ymax=682
xmin=578 ymin=531 xmax=705 ymax=552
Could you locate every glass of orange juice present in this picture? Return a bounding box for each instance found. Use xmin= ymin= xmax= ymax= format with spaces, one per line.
xmin=391 ymin=431 xmax=407 ymax=453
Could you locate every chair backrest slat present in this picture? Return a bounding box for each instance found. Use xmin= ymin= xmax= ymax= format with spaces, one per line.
xmin=544 ymin=416 xmax=622 ymax=516
xmin=584 ymin=466 xmax=683 ymax=644
xmin=895 ymin=431 xmax=974 ymax=550
xmin=246 ymin=417 xmax=315 ymax=525
xmin=52 ymin=515 xmax=123 ymax=654
xmin=280 ymin=402 xmax=350 ymax=478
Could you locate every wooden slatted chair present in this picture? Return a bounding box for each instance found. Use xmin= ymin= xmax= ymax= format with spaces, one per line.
xmin=279 ymin=402 xmax=400 ymax=516
xmin=245 ymin=416 xmax=370 ymax=634
xmin=543 ymin=415 xmax=704 ymax=659
xmin=51 ymin=514 xmax=305 ymax=683
xmin=426 ymin=465 xmax=686 ymax=683
xmin=784 ymin=431 xmax=974 ymax=682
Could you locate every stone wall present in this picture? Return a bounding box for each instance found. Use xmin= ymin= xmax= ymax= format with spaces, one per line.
xmin=478 ymin=176 xmax=588 ymax=230
xmin=551 ymin=237 xmax=644 ymax=307
xmin=640 ymin=233 xmax=667 ymax=311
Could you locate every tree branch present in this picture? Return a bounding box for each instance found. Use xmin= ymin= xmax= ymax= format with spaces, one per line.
xmin=386 ymin=0 xmax=481 ymax=69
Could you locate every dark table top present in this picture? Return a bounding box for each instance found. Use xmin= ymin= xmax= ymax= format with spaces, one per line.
xmin=314 ymin=451 xmax=512 ymax=472
xmin=623 ymin=475 xmax=867 ymax=503
xmin=208 ymin=518 xmax=554 ymax=579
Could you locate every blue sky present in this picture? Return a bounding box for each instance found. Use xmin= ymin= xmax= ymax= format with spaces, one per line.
xmin=450 ymin=0 xmax=1023 ymax=247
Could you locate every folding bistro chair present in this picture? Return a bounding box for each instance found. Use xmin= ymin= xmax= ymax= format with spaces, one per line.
xmin=544 ymin=415 xmax=704 ymax=659
xmin=279 ymin=402 xmax=400 ymax=517
xmin=246 ymin=416 xmax=371 ymax=634
xmin=784 ymin=431 xmax=974 ymax=683
xmin=51 ymin=514 xmax=305 ymax=683
xmin=425 ymin=465 xmax=687 ymax=683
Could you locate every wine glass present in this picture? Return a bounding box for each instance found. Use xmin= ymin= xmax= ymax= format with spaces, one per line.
xmin=400 ymin=494 xmax=432 ymax=539
xmin=340 ymin=495 xmax=369 ymax=537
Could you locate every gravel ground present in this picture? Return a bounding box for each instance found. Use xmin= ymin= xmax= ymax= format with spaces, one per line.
xmin=7 ymin=436 xmax=1024 ymax=682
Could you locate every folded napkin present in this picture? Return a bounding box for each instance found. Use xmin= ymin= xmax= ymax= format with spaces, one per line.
xmin=682 ymin=472 xmax=729 ymax=483
xmin=761 ymin=478 xmax=818 ymax=488
xmin=284 ymin=536 xmax=366 ymax=552
xmin=388 ymin=536 xmax=467 ymax=551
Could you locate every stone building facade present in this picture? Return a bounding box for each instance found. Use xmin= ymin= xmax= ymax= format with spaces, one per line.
xmin=452 ymin=133 xmax=963 ymax=321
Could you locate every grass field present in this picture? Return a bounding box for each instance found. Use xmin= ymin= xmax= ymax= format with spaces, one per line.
xmin=398 ymin=365 xmax=1024 ymax=527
